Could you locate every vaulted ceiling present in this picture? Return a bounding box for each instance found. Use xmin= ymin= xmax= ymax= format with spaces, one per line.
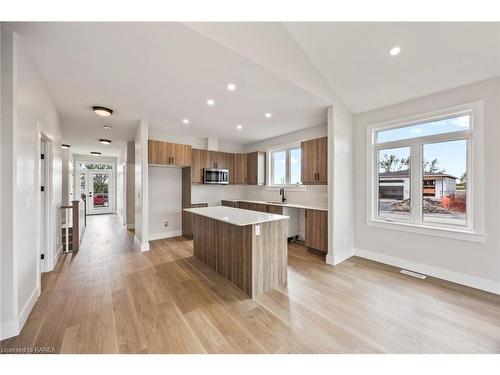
xmin=6 ymin=22 xmax=500 ymax=157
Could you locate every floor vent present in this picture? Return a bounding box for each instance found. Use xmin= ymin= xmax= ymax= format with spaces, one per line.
xmin=400 ymin=269 xmax=427 ymax=279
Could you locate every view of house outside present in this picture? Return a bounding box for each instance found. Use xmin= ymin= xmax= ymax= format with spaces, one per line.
xmin=377 ymin=116 xmax=468 ymax=226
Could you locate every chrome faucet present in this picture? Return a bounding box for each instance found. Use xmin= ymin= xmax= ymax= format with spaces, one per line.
xmin=279 ymin=187 xmax=286 ymax=203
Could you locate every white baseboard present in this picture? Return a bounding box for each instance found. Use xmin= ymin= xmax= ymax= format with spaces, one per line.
xmin=1 ymin=318 xmax=19 ymax=341
xmin=18 ymin=286 xmax=39 ymax=333
xmin=355 ymin=248 xmax=500 ymax=295
xmin=326 ymin=248 xmax=355 ymax=266
xmin=127 ymin=224 xmax=135 ymax=229
xmin=149 ymin=229 xmax=182 ymax=241
xmin=0 ymin=286 xmax=40 ymax=340
xmin=54 ymin=244 xmax=63 ymax=267
xmin=134 ymin=235 xmax=150 ymax=252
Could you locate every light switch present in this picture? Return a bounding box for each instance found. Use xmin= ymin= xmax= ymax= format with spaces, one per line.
xmin=255 ymin=224 xmax=260 ymax=236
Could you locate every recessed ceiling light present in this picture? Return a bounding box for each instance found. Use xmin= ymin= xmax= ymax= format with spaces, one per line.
xmin=389 ymin=46 xmax=401 ymax=56
xmin=236 ymin=124 xmax=243 ymax=130
xmin=61 ymin=144 xmax=70 ymax=149
xmin=227 ymin=83 xmax=236 ymax=91
xmin=207 ymin=99 xmax=215 ymax=106
xmin=265 ymin=113 xmax=272 ymax=119
xmin=90 ymin=151 xmax=101 ymax=155
xmin=99 ymin=139 xmax=112 ymax=145
xmin=92 ymin=106 xmax=113 ymax=117
xmin=104 ymin=124 xmax=112 ymax=130
xmin=182 ymin=119 xmax=190 ymax=125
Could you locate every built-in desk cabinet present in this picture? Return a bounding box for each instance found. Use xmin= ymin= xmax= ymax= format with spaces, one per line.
xmin=305 ymin=209 xmax=328 ymax=252
xmin=301 ymin=136 xmax=327 ymax=185
xmin=148 ymin=139 xmax=192 ymax=167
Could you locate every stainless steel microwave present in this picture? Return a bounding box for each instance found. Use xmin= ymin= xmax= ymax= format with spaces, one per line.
xmin=203 ymin=168 xmax=229 ymax=184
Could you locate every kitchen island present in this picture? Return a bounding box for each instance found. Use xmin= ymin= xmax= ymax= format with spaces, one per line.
xmin=183 ymin=206 xmax=289 ymax=297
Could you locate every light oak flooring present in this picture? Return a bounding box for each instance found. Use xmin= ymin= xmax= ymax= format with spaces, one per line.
xmin=1 ymin=214 xmax=500 ymax=353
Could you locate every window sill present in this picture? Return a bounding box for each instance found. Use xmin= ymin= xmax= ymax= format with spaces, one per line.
xmin=265 ymin=185 xmax=308 ymax=192
xmin=365 ymin=219 xmax=486 ymax=243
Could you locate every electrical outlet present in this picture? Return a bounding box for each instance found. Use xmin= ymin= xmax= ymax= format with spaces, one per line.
xmin=163 ymin=220 xmax=169 ymax=228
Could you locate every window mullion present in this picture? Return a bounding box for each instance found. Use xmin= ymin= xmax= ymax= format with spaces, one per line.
xmin=410 ymin=142 xmax=423 ymax=224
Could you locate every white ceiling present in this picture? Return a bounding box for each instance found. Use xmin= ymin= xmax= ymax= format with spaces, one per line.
xmin=6 ymin=22 xmax=500 ymax=157
xmin=7 ymin=22 xmax=329 ymax=156
xmin=285 ymin=22 xmax=500 ymax=113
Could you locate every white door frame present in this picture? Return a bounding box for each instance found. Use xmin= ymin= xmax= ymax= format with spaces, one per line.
xmin=36 ymin=127 xmax=53 ymax=279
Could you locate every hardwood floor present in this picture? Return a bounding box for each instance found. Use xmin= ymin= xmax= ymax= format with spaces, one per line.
xmin=2 ymin=214 xmax=500 ymax=353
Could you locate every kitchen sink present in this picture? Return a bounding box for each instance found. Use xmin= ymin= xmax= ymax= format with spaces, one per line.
xmin=266 ymin=201 xmax=283 ymax=205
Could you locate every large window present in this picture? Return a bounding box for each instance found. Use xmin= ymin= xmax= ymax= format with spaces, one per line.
xmin=269 ymin=145 xmax=302 ymax=186
xmin=369 ymin=108 xmax=478 ymax=233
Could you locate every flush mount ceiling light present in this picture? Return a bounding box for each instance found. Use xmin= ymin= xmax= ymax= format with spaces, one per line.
xmin=99 ymin=139 xmax=112 ymax=145
xmin=103 ymin=124 xmax=112 ymax=130
xmin=92 ymin=106 xmax=113 ymax=117
xmin=90 ymin=151 xmax=102 ymax=155
xmin=227 ymin=83 xmax=236 ymax=91
xmin=182 ymin=118 xmax=190 ymax=125
xmin=236 ymin=124 xmax=243 ymax=130
xmin=207 ymin=99 xmax=215 ymax=106
xmin=389 ymin=46 xmax=401 ymax=56
xmin=61 ymin=144 xmax=70 ymax=149
xmin=265 ymin=113 xmax=272 ymax=119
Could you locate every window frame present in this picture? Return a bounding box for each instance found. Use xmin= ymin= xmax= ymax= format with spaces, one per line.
xmin=267 ymin=142 xmax=305 ymax=189
xmin=366 ymin=101 xmax=485 ymax=243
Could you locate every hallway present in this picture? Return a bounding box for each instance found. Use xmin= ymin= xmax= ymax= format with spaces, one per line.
xmin=1 ymin=214 xmax=500 ymax=353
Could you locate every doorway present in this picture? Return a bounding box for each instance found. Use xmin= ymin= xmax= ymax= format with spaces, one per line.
xmin=38 ymin=132 xmax=52 ymax=274
xmin=79 ymin=163 xmax=114 ymax=215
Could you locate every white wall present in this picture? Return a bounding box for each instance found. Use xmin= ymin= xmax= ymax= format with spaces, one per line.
xmin=328 ymin=104 xmax=355 ymax=265
xmin=243 ymin=123 xmax=328 ymax=207
xmin=126 ymin=141 xmax=135 ymax=227
xmin=116 ymin=162 xmax=125 ymax=224
xmin=134 ymin=120 xmax=149 ymax=251
xmin=192 ymin=185 xmax=246 ymax=206
xmin=148 ymin=166 xmax=183 ymax=239
xmin=1 ymin=29 xmax=63 ymax=339
xmin=353 ymin=78 xmax=500 ymax=293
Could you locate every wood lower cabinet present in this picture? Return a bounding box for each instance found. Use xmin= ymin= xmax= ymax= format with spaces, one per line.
xmin=148 ymin=139 xmax=192 ymax=167
xmin=305 ymin=209 xmax=328 ymax=252
xmin=267 ymin=205 xmax=283 ymax=215
xmin=237 ymin=201 xmax=250 ymax=210
xmin=221 ymin=200 xmax=236 ymax=208
xmin=247 ymin=151 xmax=266 ymax=185
xmin=301 ymin=136 xmax=327 ymax=185
xmin=182 ymin=202 xmax=208 ymax=240
xmin=231 ymin=153 xmax=247 ymax=184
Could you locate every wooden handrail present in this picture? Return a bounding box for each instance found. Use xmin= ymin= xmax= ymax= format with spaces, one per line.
xmin=71 ymin=200 xmax=80 ymax=251
xmin=60 ymin=200 xmax=83 ymax=252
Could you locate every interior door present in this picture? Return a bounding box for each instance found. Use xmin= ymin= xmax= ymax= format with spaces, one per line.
xmin=88 ymin=170 xmax=113 ymax=214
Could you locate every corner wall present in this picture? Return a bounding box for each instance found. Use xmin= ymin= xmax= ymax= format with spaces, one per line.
xmin=134 ymin=120 xmax=149 ymax=251
xmin=1 ymin=28 xmax=63 ymax=339
xmin=353 ymin=78 xmax=500 ymax=293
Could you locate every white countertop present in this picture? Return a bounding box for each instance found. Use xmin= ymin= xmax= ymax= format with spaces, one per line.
xmin=184 ymin=206 xmax=289 ymax=226
xmin=223 ymin=199 xmax=328 ymax=212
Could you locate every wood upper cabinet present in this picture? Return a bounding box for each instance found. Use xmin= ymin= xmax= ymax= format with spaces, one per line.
xmin=231 ymin=153 xmax=247 ymax=184
xmin=207 ymin=151 xmax=232 ymax=169
xmin=301 ymin=136 xmax=327 ymax=185
xmin=191 ymin=148 xmax=207 ymax=184
xmin=247 ymin=151 xmax=266 ymax=185
xmin=148 ymin=139 xmax=191 ymax=167
xmin=305 ymin=209 xmax=328 ymax=252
